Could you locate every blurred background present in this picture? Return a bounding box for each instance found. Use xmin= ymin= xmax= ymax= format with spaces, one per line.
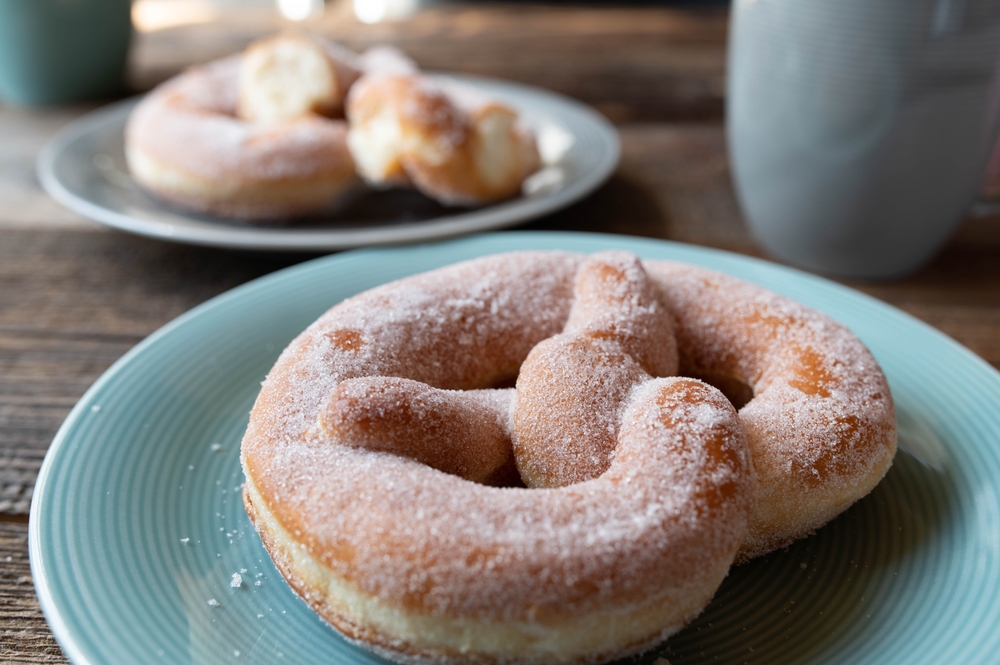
xmin=126 ymin=0 xmax=730 ymax=123
xmin=2 ymin=1 xmax=1000 ymax=662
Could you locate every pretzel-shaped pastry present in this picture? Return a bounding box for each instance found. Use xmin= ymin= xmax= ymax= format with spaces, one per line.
xmin=241 ymin=250 xmax=895 ymax=663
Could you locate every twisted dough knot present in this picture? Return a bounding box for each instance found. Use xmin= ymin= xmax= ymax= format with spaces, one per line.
xmin=315 ymin=251 xmax=745 ymax=498
xmin=241 ymin=250 xmax=895 ymax=664
xmin=513 ymin=251 xmax=681 ymax=487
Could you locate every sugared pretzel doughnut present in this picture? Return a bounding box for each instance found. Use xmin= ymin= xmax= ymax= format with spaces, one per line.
xmin=242 ymin=251 xmax=754 ymax=663
xmin=241 ymin=251 xmax=896 ymax=662
xmin=126 ymin=55 xmax=356 ymax=221
xmin=346 ymin=73 xmax=541 ymax=205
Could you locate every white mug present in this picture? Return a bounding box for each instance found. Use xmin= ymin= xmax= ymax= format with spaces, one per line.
xmin=727 ymin=0 xmax=1000 ymax=278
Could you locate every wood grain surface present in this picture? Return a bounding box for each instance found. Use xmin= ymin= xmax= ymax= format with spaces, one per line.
xmin=1 ymin=3 xmax=999 ymax=662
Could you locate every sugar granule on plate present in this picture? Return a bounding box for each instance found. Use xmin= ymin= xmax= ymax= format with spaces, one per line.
xmin=207 ymin=598 xmax=219 ymax=607
xmin=230 ymin=573 xmax=243 ymax=588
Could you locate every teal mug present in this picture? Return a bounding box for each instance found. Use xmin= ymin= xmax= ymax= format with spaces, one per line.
xmin=0 ymin=0 xmax=132 ymax=105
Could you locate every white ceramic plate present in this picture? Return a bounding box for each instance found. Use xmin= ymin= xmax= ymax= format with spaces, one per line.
xmin=30 ymin=232 xmax=1000 ymax=664
xmin=36 ymin=76 xmax=619 ymax=252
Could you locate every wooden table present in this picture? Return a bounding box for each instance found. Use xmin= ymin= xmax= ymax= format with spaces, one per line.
xmin=2 ymin=4 xmax=999 ymax=661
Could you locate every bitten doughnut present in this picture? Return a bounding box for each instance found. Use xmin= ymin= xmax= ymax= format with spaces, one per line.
xmin=238 ymin=32 xmax=361 ymax=124
xmin=125 ymin=55 xmax=356 ymax=221
xmin=242 ymin=251 xmax=754 ymax=664
xmin=346 ymin=73 xmax=541 ymax=205
xmin=241 ymin=251 xmax=897 ymax=662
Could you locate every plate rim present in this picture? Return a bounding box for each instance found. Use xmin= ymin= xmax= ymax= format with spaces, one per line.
xmin=36 ymin=75 xmax=621 ymax=252
xmin=28 ymin=230 xmax=1000 ymax=664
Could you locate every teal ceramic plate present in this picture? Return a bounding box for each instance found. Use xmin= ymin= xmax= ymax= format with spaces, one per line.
xmin=30 ymin=232 xmax=1000 ymax=664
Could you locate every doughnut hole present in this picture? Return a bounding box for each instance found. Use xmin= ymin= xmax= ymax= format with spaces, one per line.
xmin=489 ymin=374 xmax=519 ymax=389
xmin=683 ymin=367 xmax=755 ymax=411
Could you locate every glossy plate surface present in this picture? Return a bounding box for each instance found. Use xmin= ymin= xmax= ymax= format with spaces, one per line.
xmin=31 ymin=231 xmax=1000 ymax=664
xmin=36 ymin=76 xmax=619 ymax=252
